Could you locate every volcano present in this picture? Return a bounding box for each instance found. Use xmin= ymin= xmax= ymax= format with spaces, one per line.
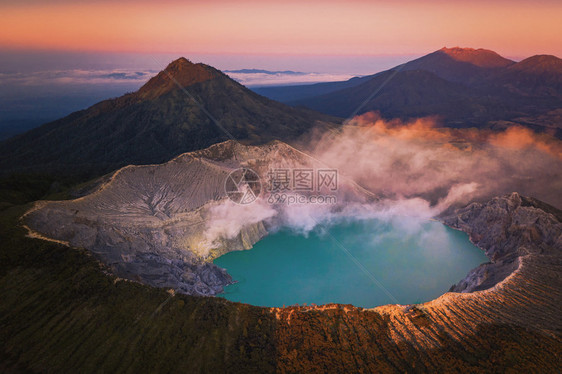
xmin=0 ymin=58 xmax=337 ymax=178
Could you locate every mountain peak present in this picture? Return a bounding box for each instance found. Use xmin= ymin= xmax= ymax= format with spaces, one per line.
xmin=400 ymin=46 xmax=514 ymax=84
xmin=510 ymin=54 xmax=562 ymax=74
xmin=0 ymin=57 xmax=335 ymax=177
xmin=167 ymin=56 xmax=192 ymax=68
xmin=137 ymin=57 xmax=220 ymax=100
xmin=438 ymin=47 xmax=514 ymax=68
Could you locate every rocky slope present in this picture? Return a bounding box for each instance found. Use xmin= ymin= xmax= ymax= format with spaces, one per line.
xmin=272 ymin=192 xmax=562 ymax=371
xmin=23 ymin=140 xmax=367 ymax=296
xmin=264 ymin=47 xmax=562 ymax=136
xmin=23 ymin=130 xmax=561 ymax=303
xmin=443 ymin=192 xmax=562 ymax=292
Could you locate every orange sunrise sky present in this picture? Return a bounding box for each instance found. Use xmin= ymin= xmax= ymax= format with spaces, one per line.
xmin=1 ymin=0 xmax=561 ymax=58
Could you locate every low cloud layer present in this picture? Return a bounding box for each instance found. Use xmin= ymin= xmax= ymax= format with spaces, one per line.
xmin=0 ymin=69 xmax=156 ymax=86
xmin=224 ymin=70 xmax=357 ymax=87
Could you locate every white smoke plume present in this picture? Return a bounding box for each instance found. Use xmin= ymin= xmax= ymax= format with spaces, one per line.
xmin=204 ymin=112 xmax=562 ymax=243
xmin=204 ymin=199 xmax=277 ymax=244
xmin=310 ymin=113 xmax=562 ymax=210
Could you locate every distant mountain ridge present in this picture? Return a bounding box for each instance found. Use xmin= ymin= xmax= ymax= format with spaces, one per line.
xmin=508 ymin=54 xmax=562 ymax=74
xmin=490 ymin=55 xmax=562 ymax=98
xmin=258 ymin=47 xmax=561 ymax=136
xmin=252 ymin=74 xmax=377 ymax=102
xmin=0 ymin=58 xmax=337 ymax=178
xmin=399 ymin=47 xmax=515 ymax=84
xmin=3 ymin=48 xmax=561 ymax=181
xmin=252 ymin=47 xmax=517 ymax=102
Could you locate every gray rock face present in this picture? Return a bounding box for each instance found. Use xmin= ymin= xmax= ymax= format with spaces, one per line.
xmin=24 ymin=140 xmax=365 ymax=296
xmin=442 ymin=192 xmax=562 ymax=292
xmin=27 ymin=136 xmax=557 ymax=300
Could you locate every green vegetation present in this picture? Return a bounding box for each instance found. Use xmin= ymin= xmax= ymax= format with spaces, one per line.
xmin=0 ymin=202 xmax=277 ymax=373
xmin=0 ymin=174 xmax=70 ymax=210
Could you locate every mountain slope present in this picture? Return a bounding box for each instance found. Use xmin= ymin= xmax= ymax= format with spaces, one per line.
xmin=290 ymin=48 xmax=561 ymax=132
xmin=256 ymin=47 xmax=515 ymax=104
xmin=484 ymin=55 xmax=562 ymax=98
xmin=0 ymin=58 xmax=338 ymax=178
xmin=509 ymin=54 xmax=562 ymax=74
xmin=292 ymin=69 xmax=504 ymax=122
xmin=251 ymin=73 xmax=377 ymax=103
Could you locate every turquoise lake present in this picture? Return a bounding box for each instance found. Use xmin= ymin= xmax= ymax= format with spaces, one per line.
xmin=214 ymin=218 xmax=488 ymax=308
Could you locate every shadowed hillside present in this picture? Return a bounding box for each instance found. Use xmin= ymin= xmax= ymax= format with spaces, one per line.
xmin=256 ymin=48 xmax=562 ymax=136
xmin=0 ymin=58 xmax=338 ymax=179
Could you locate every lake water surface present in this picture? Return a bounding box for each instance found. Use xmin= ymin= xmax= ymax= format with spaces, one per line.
xmin=214 ymin=218 xmax=488 ymax=308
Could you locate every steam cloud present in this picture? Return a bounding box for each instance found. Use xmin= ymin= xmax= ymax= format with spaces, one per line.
xmin=204 ymin=113 xmax=562 ymax=245
xmin=311 ymin=113 xmax=562 ymax=210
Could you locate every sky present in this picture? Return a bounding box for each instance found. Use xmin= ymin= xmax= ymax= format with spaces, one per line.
xmin=1 ymin=0 xmax=561 ymax=59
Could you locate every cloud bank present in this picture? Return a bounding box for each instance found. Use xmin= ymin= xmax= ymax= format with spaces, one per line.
xmin=0 ymin=69 xmax=156 ymax=87
xmin=198 ymin=115 xmax=562 ymax=303
xmin=224 ymin=71 xmax=357 ymax=87
xmin=311 ymin=113 xmax=562 ymax=209
xmin=206 ymin=113 xmax=562 ymax=246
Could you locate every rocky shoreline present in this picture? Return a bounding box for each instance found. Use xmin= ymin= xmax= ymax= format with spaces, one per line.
xmin=23 ymin=140 xmax=562 ymax=304
xmin=271 ymin=193 xmax=562 ymax=371
xmin=442 ymin=192 xmax=562 ymax=293
xmin=22 ymin=141 xmax=306 ymax=296
xmin=14 ymin=188 xmax=562 ymax=372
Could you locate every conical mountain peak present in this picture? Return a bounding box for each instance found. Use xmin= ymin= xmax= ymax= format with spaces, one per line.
xmin=166 ymin=57 xmax=192 ymax=69
xmin=0 ymin=57 xmax=334 ymax=177
xmin=137 ymin=57 xmax=221 ymax=99
xmin=509 ymin=54 xmax=562 ymax=74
